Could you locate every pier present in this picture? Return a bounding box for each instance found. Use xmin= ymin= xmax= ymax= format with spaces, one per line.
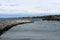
xmin=0 ymin=20 xmax=33 ymax=36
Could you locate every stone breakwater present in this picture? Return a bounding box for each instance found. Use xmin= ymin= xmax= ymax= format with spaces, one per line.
xmin=0 ymin=20 xmax=33 ymax=36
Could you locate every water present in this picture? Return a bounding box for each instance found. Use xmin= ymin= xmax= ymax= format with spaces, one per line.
xmin=0 ymin=20 xmax=60 ymax=40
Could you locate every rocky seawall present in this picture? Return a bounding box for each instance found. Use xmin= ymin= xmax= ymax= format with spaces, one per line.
xmin=0 ymin=20 xmax=33 ymax=36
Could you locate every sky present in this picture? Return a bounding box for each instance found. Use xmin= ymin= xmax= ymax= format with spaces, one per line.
xmin=0 ymin=0 xmax=60 ymax=15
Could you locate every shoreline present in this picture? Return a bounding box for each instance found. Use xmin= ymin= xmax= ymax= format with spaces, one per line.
xmin=40 ymin=15 xmax=60 ymax=21
xmin=0 ymin=20 xmax=33 ymax=36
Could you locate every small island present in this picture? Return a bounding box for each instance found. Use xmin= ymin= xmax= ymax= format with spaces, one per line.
xmin=40 ymin=15 xmax=60 ymax=21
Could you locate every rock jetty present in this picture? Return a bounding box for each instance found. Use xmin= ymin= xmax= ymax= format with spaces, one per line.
xmin=0 ymin=20 xmax=33 ymax=36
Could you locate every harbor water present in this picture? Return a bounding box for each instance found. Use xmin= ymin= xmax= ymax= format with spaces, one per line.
xmin=0 ymin=20 xmax=60 ymax=40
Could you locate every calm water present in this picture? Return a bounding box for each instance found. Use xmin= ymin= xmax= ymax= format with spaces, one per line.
xmin=0 ymin=20 xmax=60 ymax=40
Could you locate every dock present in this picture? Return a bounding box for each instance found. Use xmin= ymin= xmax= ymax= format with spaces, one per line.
xmin=0 ymin=20 xmax=33 ymax=36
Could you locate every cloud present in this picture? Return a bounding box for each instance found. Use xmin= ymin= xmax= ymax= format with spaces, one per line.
xmin=0 ymin=0 xmax=60 ymax=14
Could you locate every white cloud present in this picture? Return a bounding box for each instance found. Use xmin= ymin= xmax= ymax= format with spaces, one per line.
xmin=0 ymin=0 xmax=60 ymax=14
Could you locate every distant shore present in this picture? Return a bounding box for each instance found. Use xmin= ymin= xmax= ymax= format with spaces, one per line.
xmin=41 ymin=15 xmax=60 ymax=21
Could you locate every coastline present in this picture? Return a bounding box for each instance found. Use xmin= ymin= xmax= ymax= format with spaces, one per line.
xmin=0 ymin=20 xmax=33 ymax=36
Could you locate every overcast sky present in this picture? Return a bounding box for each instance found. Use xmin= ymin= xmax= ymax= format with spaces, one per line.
xmin=0 ymin=0 xmax=60 ymax=15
